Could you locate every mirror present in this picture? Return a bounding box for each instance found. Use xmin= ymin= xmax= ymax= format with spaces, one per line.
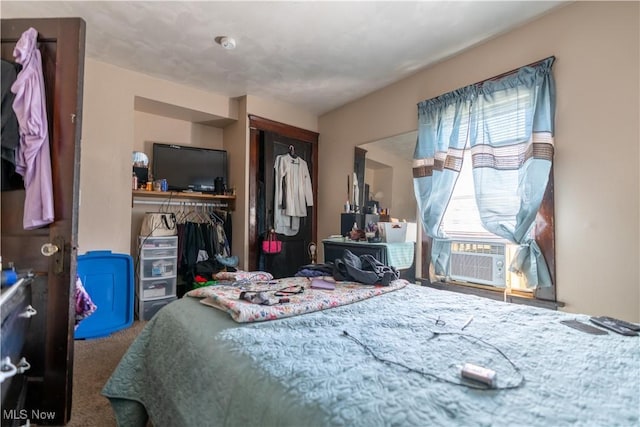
xmin=355 ymin=131 xmax=418 ymax=222
xmin=132 ymin=151 xmax=150 ymax=187
xmin=132 ymin=151 xmax=149 ymax=167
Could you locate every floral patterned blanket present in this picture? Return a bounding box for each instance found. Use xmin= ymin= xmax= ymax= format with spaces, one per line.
xmin=186 ymin=276 xmax=408 ymax=322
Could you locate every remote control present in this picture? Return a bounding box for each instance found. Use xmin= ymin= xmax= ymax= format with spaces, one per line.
xmin=589 ymin=317 xmax=638 ymax=336
xmin=560 ymin=320 xmax=608 ymax=335
xmin=594 ymin=316 xmax=640 ymax=332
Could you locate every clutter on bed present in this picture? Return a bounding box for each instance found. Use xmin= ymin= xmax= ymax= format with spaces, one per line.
xmin=332 ymin=249 xmax=399 ymax=285
xmin=309 ymin=277 xmax=336 ymax=290
xmin=187 ymin=276 xmax=408 ymax=323
xmin=102 ymin=284 xmax=640 ymax=427
xmin=295 ymin=249 xmax=400 ymax=285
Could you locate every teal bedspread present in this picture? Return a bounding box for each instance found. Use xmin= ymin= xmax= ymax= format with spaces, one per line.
xmin=102 ymin=285 xmax=639 ymax=427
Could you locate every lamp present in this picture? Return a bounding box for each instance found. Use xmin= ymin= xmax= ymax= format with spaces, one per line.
xmin=308 ymin=242 xmax=317 ymax=264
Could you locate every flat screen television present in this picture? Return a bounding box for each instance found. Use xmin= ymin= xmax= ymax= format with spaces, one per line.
xmin=152 ymin=143 xmax=228 ymax=193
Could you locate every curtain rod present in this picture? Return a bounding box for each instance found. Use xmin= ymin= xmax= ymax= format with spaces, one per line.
xmin=133 ymin=200 xmax=228 ymax=208
xmin=419 ymin=56 xmax=556 ymax=107
xmin=472 ymin=55 xmax=555 ymax=87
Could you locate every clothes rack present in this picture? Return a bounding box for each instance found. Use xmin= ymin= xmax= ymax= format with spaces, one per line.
xmin=133 ymin=199 xmax=228 ymax=208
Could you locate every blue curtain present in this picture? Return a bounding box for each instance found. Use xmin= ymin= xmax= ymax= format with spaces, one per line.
xmin=470 ymin=58 xmax=555 ymax=287
xmin=414 ymin=87 xmax=473 ymax=275
xmin=414 ymin=58 xmax=555 ymax=287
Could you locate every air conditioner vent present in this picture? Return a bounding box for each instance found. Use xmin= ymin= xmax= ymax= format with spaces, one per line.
xmin=448 ymin=241 xmax=508 ymax=287
xmin=451 ymin=241 xmax=505 ymax=255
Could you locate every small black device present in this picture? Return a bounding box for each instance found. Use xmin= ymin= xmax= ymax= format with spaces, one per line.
xmin=214 ymin=176 xmax=226 ymax=195
xmin=560 ymin=319 xmax=608 ymax=335
xmin=589 ymin=317 xmax=638 ymax=336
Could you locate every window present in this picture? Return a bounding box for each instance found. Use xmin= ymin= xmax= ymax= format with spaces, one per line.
xmin=436 ymin=88 xmax=535 ymax=240
xmin=441 ymin=150 xmax=491 ymax=240
xmin=414 ymin=58 xmax=557 ymax=304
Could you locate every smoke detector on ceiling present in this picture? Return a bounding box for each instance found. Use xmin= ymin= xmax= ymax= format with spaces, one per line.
xmin=216 ymin=36 xmax=236 ymax=50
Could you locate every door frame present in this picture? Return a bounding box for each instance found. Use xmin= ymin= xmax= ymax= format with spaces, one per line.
xmin=248 ymin=115 xmax=318 ymax=271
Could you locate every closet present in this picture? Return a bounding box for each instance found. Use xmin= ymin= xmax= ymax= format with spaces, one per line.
xmin=132 ymin=193 xmax=235 ymax=296
xmin=1 ymin=18 xmax=85 ymax=425
xmin=248 ymin=115 xmax=319 ymax=278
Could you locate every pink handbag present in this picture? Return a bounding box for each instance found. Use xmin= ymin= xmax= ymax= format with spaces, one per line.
xmin=262 ymin=229 xmax=282 ymax=254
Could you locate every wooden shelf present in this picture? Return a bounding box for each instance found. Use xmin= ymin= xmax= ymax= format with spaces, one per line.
xmin=132 ymin=190 xmax=235 ymax=210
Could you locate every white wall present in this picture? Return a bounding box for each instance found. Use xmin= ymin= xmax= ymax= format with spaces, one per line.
xmin=79 ymin=59 xmax=237 ymax=255
xmin=133 ymin=111 xmax=224 ymax=154
xmin=318 ymin=2 xmax=640 ymax=321
xmin=79 ymin=61 xmax=318 ymax=271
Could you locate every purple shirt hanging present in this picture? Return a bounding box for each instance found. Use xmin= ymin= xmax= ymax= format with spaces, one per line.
xmin=11 ymin=27 xmax=54 ymax=229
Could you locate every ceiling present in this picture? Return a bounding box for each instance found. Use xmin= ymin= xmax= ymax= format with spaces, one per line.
xmin=1 ymin=1 xmax=566 ymax=116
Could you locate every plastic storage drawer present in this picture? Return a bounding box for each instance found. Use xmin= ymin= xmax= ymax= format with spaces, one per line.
xmin=138 ymin=277 xmax=177 ymax=299
xmin=136 ymin=295 xmax=177 ymax=321
xmin=140 ymin=245 xmax=178 ymax=259
xmin=140 ymin=257 xmax=177 ymax=278
xmin=139 ymin=236 xmax=178 ymax=249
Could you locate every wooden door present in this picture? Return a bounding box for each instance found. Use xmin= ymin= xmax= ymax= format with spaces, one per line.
xmin=262 ymin=131 xmax=314 ymax=278
xmin=248 ymin=116 xmax=318 ymax=277
xmin=1 ymin=18 xmax=85 ymax=425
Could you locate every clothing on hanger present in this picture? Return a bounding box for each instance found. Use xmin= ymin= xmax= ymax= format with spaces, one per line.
xmin=273 ymin=152 xmax=313 ymax=236
xmin=11 ymin=27 xmax=54 ymax=229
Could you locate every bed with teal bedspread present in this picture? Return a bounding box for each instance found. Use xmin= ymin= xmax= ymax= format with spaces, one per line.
xmin=102 ymin=284 xmax=639 ymax=427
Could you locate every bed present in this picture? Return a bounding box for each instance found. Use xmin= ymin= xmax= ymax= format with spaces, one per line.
xmin=102 ymin=278 xmax=639 ymax=427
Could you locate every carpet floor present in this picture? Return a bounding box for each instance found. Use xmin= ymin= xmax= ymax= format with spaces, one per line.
xmin=67 ymin=320 xmax=147 ymax=427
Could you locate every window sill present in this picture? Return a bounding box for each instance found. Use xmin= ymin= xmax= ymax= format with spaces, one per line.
xmin=417 ymin=278 xmax=564 ymax=311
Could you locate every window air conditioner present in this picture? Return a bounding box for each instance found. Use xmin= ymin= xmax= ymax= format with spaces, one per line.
xmin=448 ymin=240 xmax=510 ymax=287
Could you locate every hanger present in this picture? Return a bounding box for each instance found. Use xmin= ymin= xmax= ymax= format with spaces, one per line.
xmin=197 ymin=204 xmax=214 ymax=225
xmin=208 ymin=206 xmax=224 ymax=224
xmin=180 ymin=203 xmax=199 ymax=224
xmin=181 ymin=202 xmax=209 ymax=224
xmin=288 ymin=145 xmax=297 ymax=158
xmin=176 ymin=202 xmax=189 ymax=224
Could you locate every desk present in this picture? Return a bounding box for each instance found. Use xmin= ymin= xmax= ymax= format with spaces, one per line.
xmin=322 ymin=238 xmax=415 ymax=282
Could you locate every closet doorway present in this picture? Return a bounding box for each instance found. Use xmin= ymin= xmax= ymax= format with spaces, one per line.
xmin=248 ymin=115 xmax=318 ymax=277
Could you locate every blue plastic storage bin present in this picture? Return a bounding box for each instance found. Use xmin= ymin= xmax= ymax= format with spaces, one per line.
xmin=74 ymin=251 xmax=134 ymax=339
